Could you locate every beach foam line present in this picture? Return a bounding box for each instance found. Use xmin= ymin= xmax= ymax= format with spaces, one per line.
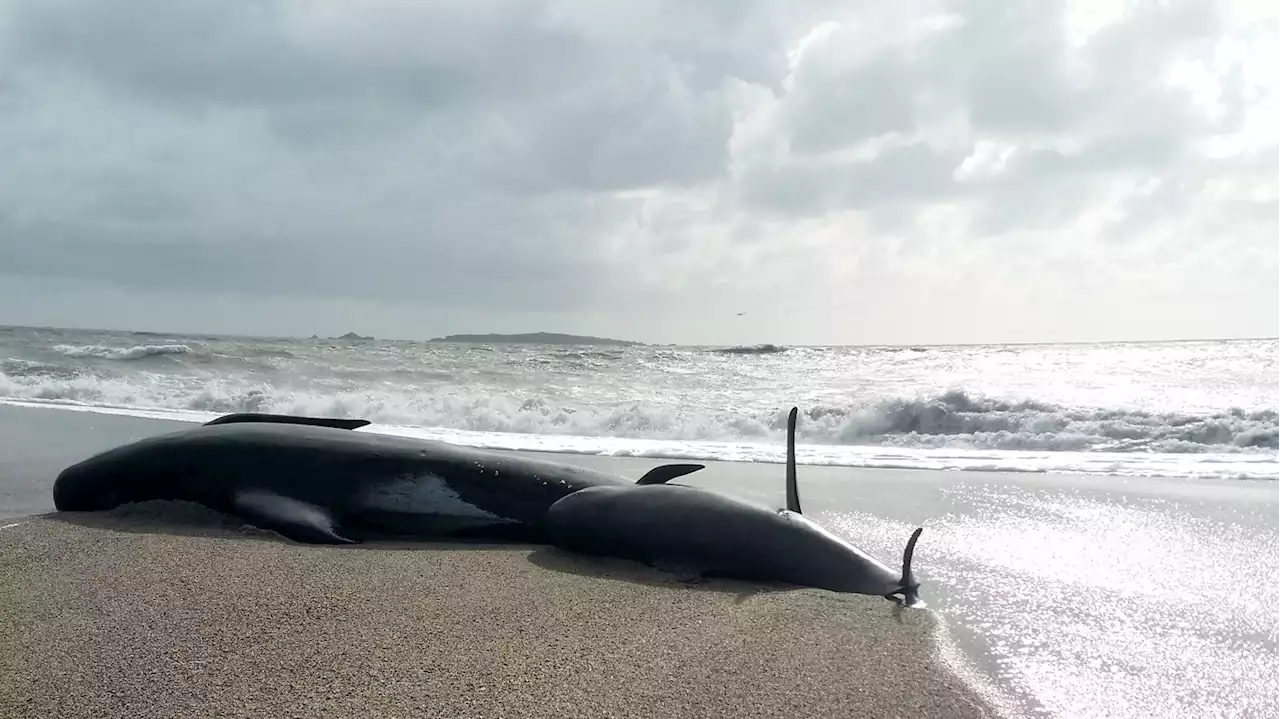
xmin=1 ymin=398 xmax=1274 ymax=481
xmin=0 ymin=398 xmax=219 ymax=424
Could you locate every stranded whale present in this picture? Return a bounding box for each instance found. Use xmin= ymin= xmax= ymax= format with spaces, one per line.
xmin=52 ymin=413 xmax=704 ymax=544
xmin=543 ymin=407 xmax=925 ymax=605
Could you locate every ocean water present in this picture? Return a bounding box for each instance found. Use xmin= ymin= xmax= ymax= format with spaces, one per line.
xmin=0 ymin=325 xmax=1275 ymax=481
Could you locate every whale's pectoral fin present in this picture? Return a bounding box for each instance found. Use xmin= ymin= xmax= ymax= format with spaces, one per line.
xmin=650 ymin=558 xmax=711 ymax=584
xmin=205 ymin=413 xmax=372 ymax=430
xmin=231 ymin=489 xmax=356 ymax=545
xmin=635 ymin=464 xmax=705 ymax=485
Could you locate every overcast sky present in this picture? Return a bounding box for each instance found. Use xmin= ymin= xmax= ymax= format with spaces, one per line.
xmin=0 ymin=0 xmax=1275 ymax=345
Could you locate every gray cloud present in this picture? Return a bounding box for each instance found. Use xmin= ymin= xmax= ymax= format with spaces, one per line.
xmin=0 ymin=0 xmax=1274 ymax=344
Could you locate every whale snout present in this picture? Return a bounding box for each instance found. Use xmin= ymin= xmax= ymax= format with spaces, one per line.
xmin=52 ymin=459 xmax=125 ymax=511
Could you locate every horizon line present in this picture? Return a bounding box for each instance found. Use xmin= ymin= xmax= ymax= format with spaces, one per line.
xmin=2 ymin=322 xmax=1276 ymax=349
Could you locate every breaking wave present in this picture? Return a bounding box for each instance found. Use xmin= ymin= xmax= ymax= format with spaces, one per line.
xmin=54 ymin=343 xmax=194 ymax=361
xmin=713 ymin=344 xmax=789 ymax=355
xmin=0 ymin=365 xmax=1272 ymax=456
xmin=823 ymin=390 xmax=1277 ymax=452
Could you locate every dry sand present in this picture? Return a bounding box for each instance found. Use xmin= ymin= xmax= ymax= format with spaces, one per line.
xmin=0 ymin=502 xmax=997 ymax=719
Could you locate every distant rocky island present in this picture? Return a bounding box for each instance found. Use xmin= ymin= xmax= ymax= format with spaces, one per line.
xmin=429 ymin=332 xmax=639 ymax=347
xmin=332 ymin=332 xmax=374 ymax=341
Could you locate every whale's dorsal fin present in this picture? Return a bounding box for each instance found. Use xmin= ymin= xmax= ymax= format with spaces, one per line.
xmin=635 ymin=464 xmax=705 ymax=485
xmin=204 ymin=413 xmax=372 ymax=430
xmin=785 ymin=406 xmax=801 ymax=514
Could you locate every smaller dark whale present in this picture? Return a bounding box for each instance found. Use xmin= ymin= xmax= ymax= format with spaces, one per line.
xmin=53 ymin=413 xmax=705 ymax=544
xmin=544 ymin=407 xmax=925 ymax=605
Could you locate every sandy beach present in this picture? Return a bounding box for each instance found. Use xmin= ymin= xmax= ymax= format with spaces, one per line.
xmin=0 ymin=407 xmax=1000 ymax=719
xmin=2 ymin=405 xmax=1277 ymax=718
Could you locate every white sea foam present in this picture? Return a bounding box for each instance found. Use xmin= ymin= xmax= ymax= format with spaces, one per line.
xmin=0 ymin=371 xmax=1272 ymax=451
xmin=0 ymin=398 xmax=1273 ymax=481
xmin=53 ymin=343 xmax=194 ymax=360
xmin=2 ymin=328 xmax=1275 ymax=481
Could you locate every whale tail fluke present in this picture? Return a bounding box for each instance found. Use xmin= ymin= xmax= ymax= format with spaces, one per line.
xmin=785 ymin=406 xmax=801 ymax=514
xmin=890 ymin=527 xmax=924 ymax=606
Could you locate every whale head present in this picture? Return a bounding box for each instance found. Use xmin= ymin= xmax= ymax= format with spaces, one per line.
xmin=52 ymin=434 xmax=181 ymax=511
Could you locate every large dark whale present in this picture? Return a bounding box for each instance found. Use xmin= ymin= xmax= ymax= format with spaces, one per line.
xmin=52 ymin=413 xmax=704 ymax=544
xmin=543 ymin=407 xmax=925 ymax=606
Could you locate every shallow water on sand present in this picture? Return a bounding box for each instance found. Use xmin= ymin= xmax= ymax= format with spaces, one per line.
xmin=734 ymin=471 xmax=1280 ymax=719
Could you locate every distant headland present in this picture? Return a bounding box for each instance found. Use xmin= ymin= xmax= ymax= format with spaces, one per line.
xmin=428 ymin=332 xmax=639 ymax=347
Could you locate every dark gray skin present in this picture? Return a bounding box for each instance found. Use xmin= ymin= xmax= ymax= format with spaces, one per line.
xmin=543 ymin=407 xmax=925 ymax=606
xmin=203 ymin=412 xmax=372 ymax=430
xmin=52 ymin=414 xmax=704 ymax=545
